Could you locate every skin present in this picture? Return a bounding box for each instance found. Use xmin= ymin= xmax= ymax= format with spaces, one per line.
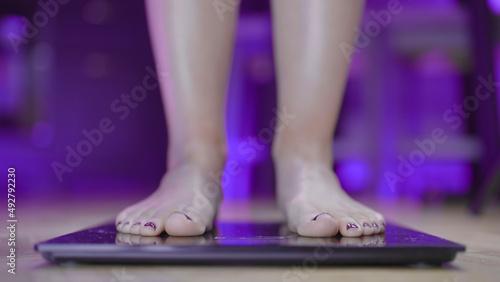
xmin=116 ymin=0 xmax=386 ymax=238
xmin=271 ymin=0 xmax=385 ymax=237
xmin=116 ymin=0 xmax=235 ymax=236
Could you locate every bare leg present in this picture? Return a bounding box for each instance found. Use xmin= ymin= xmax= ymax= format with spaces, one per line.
xmin=271 ymin=0 xmax=385 ymax=237
xmin=116 ymin=0 xmax=238 ymax=236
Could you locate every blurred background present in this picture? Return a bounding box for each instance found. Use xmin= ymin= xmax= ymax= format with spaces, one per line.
xmin=1 ymin=0 xmax=499 ymax=212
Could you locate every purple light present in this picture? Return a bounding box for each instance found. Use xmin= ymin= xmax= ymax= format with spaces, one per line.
xmin=336 ymin=160 xmax=371 ymax=193
xmin=31 ymin=122 xmax=55 ymax=148
xmin=487 ymin=0 xmax=500 ymax=14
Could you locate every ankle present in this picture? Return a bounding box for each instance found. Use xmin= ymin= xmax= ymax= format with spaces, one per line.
xmin=272 ymin=138 xmax=332 ymax=167
xmin=168 ymin=141 xmax=227 ymax=169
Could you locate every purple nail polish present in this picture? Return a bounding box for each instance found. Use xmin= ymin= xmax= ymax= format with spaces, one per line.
xmin=123 ymin=222 xmax=130 ymax=226
xmin=132 ymin=222 xmax=140 ymax=226
xmin=363 ymin=223 xmax=372 ymax=228
xmin=312 ymin=213 xmax=328 ymax=221
xmin=372 ymin=223 xmax=379 ymax=228
xmin=144 ymin=222 xmax=156 ymax=231
xmin=174 ymin=211 xmax=192 ymax=221
xmin=346 ymin=223 xmax=358 ymax=230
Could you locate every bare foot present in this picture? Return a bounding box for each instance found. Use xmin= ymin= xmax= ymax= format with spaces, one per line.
xmin=275 ymin=156 xmax=386 ymax=238
xmin=115 ymin=159 xmax=223 ymax=237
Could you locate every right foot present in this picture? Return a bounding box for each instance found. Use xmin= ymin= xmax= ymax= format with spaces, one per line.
xmin=115 ymin=159 xmax=224 ymax=237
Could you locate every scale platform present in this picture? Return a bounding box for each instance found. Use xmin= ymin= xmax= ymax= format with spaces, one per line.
xmin=35 ymin=221 xmax=465 ymax=265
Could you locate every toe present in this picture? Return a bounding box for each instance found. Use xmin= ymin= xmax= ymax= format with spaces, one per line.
xmin=371 ymin=221 xmax=381 ymax=233
xmin=355 ymin=213 xmax=375 ymax=236
xmin=120 ymin=220 xmax=133 ymax=233
xmin=115 ymin=220 xmax=123 ymax=232
xmin=338 ymin=217 xmax=363 ymax=237
xmin=361 ymin=220 xmax=375 ymax=236
xmin=117 ymin=209 xmax=145 ymax=233
xmin=377 ymin=217 xmax=386 ymax=233
xmin=129 ymin=220 xmax=143 ymax=235
xmin=122 ymin=213 xmax=145 ymax=234
xmin=296 ymin=213 xmax=339 ymax=237
xmin=116 ymin=208 xmax=139 ymax=232
xmin=380 ymin=221 xmax=386 ymax=233
xmin=130 ymin=211 xmax=158 ymax=235
xmin=165 ymin=211 xmax=206 ymax=236
xmin=116 ymin=209 xmax=130 ymax=224
xmin=115 ymin=216 xmax=128 ymax=233
xmin=140 ymin=218 xmax=164 ymax=236
xmin=371 ymin=212 xmax=386 ymax=233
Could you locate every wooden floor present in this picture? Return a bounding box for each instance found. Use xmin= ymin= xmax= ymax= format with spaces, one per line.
xmin=2 ymin=197 xmax=500 ymax=282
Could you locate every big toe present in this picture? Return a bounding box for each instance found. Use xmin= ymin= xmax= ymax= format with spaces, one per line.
xmin=297 ymin=213 xmax=340 ymax=237
xmin=165 ymin=211 xmax=206 ymax=236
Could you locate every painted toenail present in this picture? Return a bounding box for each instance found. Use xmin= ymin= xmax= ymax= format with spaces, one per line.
xmin=372 ymin=223 xmax=378 ymax=228
xmin=312 ymin=213 xmax=329 ymax=221
xmin=132 ymin=222 xmax=140 ymax=226
xmin=173 ymin=211 xmax=192 ymax=221
xmin=346 ymin=223 xmax=358 ymax=230
xmin=123 ymin=222 xmax=130 ymax=226
xmin=144 ymin=222 xmax=156 ymax=231
xmin=363 ymin=223 xmax=372 ymax=228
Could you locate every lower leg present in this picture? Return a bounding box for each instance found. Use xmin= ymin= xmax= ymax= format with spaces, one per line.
xmin=271 ymin=0 xmax=385 ymax=237
xmin=116 ymin=0 xmax=238 ymax=236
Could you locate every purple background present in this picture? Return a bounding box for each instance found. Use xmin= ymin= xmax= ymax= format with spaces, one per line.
xmin=1 ymin=0 xmax=499 ymax=207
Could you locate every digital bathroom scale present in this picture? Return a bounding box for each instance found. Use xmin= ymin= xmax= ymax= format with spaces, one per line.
xmin=35 ymin=222 xmax=465 ymax=265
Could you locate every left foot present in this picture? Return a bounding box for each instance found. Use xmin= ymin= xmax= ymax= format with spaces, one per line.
xmin=274 ymin=155 xmax=386 ymax=238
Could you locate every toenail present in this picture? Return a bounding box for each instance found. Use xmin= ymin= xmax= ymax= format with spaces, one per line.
xmin=144 ymin=222 xmax=156 ymax=231
xmin=173 ymin=211 xmax=192 ymax=221
xmin=363 ymin=223 xmax=372 ymax=228
xmin=123 ymin=222 xmax=130 ymax=226
xmin=346 ymin=223 xmax=358 ymax=230
xmin=312 ymin=213 xmax=329 ymax=221
xmin=132 ymin=222 xmax=141 ymax=226
xmin=372 ymin=223 xmax=378 ymax=228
